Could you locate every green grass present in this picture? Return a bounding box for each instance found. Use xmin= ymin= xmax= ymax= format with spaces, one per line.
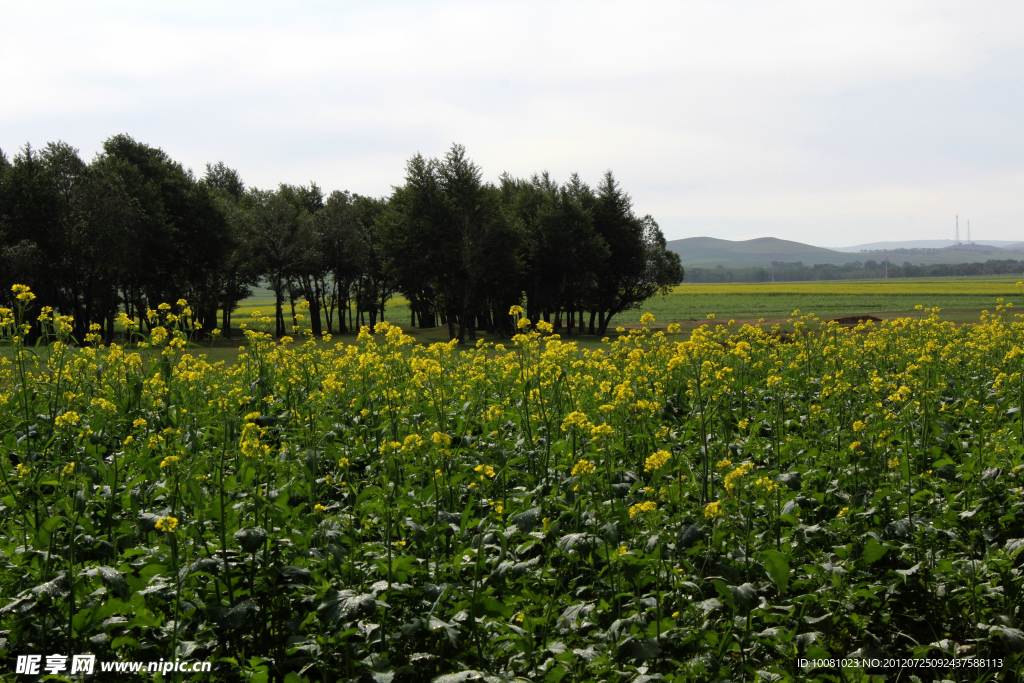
xmin=612 ymin=276 xmax=1023 ymax=325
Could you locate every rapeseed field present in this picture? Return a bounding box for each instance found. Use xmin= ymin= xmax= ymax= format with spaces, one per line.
xmin=2 ymin=286 xmax=1024 ymax=681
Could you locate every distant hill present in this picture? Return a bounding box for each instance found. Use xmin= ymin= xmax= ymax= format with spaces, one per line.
xmin=665 ymin=237 xmax=861 ymax=267
xmin=1007 ymin=242 xmax=1024 ymax=250
xmin=940 ymin=243 xmax=1008 ymax=253
xmin=667 ymin=236 xmax=1024 ymax=269
xmin=832 ymin=239 xmax=1020 ymax=252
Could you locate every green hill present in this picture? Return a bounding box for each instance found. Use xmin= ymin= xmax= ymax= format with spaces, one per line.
xmin=667 ymin=236 xmax=1024 ymax=268
xmin=665 ymin=237 xmax=864 ymax=267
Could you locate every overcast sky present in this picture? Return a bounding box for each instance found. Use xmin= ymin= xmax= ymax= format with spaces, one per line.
xmin=2 ymin=1 xmax=1021 ymax=246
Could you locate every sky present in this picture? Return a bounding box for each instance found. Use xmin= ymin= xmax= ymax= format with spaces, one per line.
xmin=2 ymin=1 xmax=1022 ymax=246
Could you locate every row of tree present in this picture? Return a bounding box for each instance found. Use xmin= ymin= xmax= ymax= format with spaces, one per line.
xmin=686 ymin=259 xmax=1024 ymax=283
xmin=0 ymin=137 xmax=683 ymax=342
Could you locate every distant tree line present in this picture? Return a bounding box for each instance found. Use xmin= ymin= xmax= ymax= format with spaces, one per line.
xmin=685 ymin=259 xmax=1024 ymax=283
xmin=0 ymin=138 xmax=683 ymax=342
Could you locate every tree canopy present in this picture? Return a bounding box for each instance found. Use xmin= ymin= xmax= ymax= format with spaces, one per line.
xmin=0 ymin=138 xmax=683 ymax=341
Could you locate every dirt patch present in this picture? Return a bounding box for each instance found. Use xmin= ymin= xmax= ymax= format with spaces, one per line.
xmin=830 ymin=315 xmax=882 ymax=324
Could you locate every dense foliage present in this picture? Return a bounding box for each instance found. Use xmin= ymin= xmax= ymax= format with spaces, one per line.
xmin=0 ymin=140 xmax=682 ymax=344
xmin=3 ymin=288 xmax=1024 ymax=681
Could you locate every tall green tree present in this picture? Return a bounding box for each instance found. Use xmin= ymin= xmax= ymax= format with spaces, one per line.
xmin=315 ymin=190 xmax=363 ymax=333
xmin=203 ymin=161 xmax=245 ymax=201
xmin=588 ymin=171 xmax=683 ymax=335
xmin=204 ymin=163 xmax=259 ymax=337
xmin=246 ymin=189 xmax=306 ymax=337
xmin=379 ymin=154 xmax=445 ymax=330
xmin=382 ymin=145 xmax=519 ymax=341
xmin=0 ymin=142 xmax=137 ymax=340
xmin=99 ymin=134 xmax=231 ymax=330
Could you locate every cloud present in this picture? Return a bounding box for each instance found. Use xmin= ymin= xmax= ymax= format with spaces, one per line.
xmin=2 ymin=0 xmax=1022 ymax=242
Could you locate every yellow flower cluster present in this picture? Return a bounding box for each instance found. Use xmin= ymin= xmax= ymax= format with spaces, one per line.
xmin=703 ymin=501 xmax=723 ymax=518
xmin=644 ymin=450 xmax=671 ymax=473
xmin=155 ymin=516 xmax=178 ymax=532
xmin=571 ymin=459 xmax=596 ymax=476
xmin=753 ymin=476 xmax=780 ymax=493
xmin=12 ymin=284 xmax=35 ymax=302
xmin=723 ymin=462 xmax=754 ymax=493
xmin=628 ymin=500 xmax=657 ymax=518
xmin=474 ymin=464 xmax=497 ymax=479
xmin=561 ymin=411 xmax=591 ymax=432
xmin=54 ymin=412 xmax=81 ymax=428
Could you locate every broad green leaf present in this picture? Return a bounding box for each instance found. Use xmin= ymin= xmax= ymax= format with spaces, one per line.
xmin=761 ymin=549 xmax=790 ymax=594
xmin=862 ymin=537 xmax=888 ymax=564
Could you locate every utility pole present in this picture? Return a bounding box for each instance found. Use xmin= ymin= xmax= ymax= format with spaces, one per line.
xmin=955 ymin=215 xmax=960 ymax=244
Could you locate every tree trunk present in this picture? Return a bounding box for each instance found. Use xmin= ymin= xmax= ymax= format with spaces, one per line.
xmin=447 ymin=306 xmax=457 ymax=341
xmin=274 ymin=276 xmax=285 ymax=337
xmin=309 ymin=296 xmax=322 ymax=336
xmin=104 ymin=306 xmax=115 ymax=346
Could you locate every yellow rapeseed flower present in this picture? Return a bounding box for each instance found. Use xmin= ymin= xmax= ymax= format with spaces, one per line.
xmin=54 ymin=412 xmax=81 ymax=428
xmin=644 ymin=450 xmax=671 ymax=473
xmin=473 ymin=464 xmax=497 ymax=479
xmin=571 ymin=458 xmax=596 ymax=476
xmin=561 ymin=411 xmax=591 ymax=432
xmin=629 ymin=501 xmax=657 ymax=518
xmin=155 ymin=516 xmax=179 ymax=532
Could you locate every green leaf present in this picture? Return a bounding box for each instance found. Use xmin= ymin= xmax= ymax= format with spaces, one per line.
xmin=761 ymin=549 xmax=790 ymax=594
xmin=86 ymin=566 xmax=129 ymax=599
xmin=728 ymin=583 xmax=758 ymax=611
xmin=617 ymin=636 xmax=662 ymax=661
xmin=509 ymin=506 xmax=541 ymax=533
xmin=234 ymin=526 xmax=268 ymax=553
xmin=480 ymin=596 xmax=511 ymax=618
xmin=110 ymin=636 xmax=140 ymax=651
xmin=991 ymin=626 xmax=1024 ymax=652
xmin=862 ymin=537 xmax=888 ymax=564
xmin=431 ymin=670 xmax=486 ymax=683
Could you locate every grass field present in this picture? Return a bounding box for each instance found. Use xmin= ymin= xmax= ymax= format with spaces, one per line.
xmin=623 ymin=277 xmax=1024 ymax=325
xmin=231 ymin=277 xmax=1024 ymax=337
